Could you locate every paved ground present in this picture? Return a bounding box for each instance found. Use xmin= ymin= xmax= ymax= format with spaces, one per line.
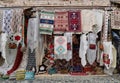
xmin=0 ymin=74 xmax=120 ymax=83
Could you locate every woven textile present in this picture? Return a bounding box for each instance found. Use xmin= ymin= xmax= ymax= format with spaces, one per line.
xmin=111 ymin=9 xmax=120 ymax=29
xmin=1 ymin=33 xmax=7 ymax=63
xmin=5 ymin=44 xmax=17 ymax=66
xmin=54 ymin=36 xmax=67 ymax=57
xmin=39 ymin=11 xmax=54 ymax=35
xmin=16 ymin=70 xmax=25 ymax=80
xmin=9 ymin=72 xmax=16 ymax=80
xmin=27 ymin=18 xmax=38 ymax=53
xmin=81 ymin=10 xmax=104 ymax=33
xmin=68 ymin=11 xmax=81 ymax=32
xmin=54 ymin=11 xmax=68 ymax=31
xmin=11 ymin=9 xmax=23 ymax=33
xmin=7 ymin=44 xmax=23 ymax=75
xmin=87 ymin=33 xmax=98 ymax=65
xmin=25 ymin=71 xmax=35 ymax=80
xmin=111 ymin=45 xmax=117 ymax=68
xmin=2 ymin=9 xmax=13 ymax=34
xmin=79 ymin=34 xmax=88 ymax=67
xmin=64 ymin=33 xmax=72 ymax=61
xmin=0 ymin=10 xmax=3 ymax=32
xmin=26 ymin=49 xmax=36 ymax=71
xmin=102 ymin=11 xmax=109 ymax=42
xmin=102 ymin=41 xmax=113 ymax=69
xmin=35 ymin=35 xmax=45 ymax=73
xmin=81 ymin=10 xmax=94 ymax=32
xmin=72 ymin=34 xmax=82 ymax=72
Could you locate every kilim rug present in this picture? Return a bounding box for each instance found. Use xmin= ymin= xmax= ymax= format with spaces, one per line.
xmin=54 ymin=11 xmax=68 ymax=31
xmin=39 ymin=10 xmax=54 ymax=35
xmin=111 ymin=9 xmax=120 ymax=29
xmin=54 ymin=36 xmax=67 ymax=59
xmin=68 ymin=11 xmax=81 ymax=32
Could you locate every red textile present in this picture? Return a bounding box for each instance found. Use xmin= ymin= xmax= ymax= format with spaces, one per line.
xmin=14 ymin=35 xmax=21 ymax=41
xmin=68 ymin=11 xmax=81 ymax=32
xmin=89 ymin=44 xmax=96 ymax=49
xmin=54 ymin=11 xmax=68 ymax=31
xmin=103 ymin=54 xmax=110 ymax=64
xmin=24 ymin=18 xmax=28 ymax=46
xmin=7 ymin=44 xmax=23 ymax=75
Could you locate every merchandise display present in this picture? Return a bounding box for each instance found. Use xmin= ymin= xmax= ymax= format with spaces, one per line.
xmin=0 ymin=6 xmax=119 ymax=81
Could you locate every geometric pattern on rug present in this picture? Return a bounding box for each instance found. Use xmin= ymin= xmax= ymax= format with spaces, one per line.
xmin=56 ymin=45 xmax=65 ymax=55
xmin=54 ymin=36 xmax=67 ymax=55
xmin=56 ymin=36 xmax=65 ymax=44
xmin=68 ymin=11 xmax=81 ymax=32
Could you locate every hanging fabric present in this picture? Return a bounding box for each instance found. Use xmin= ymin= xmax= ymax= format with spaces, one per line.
xmin=11 ymin=9 xmax=23 ymax=33
xmin=7 ymin=44 xmax=23 ymax=75
xmin=1 ymin=33 xmax=8 ymax=64
xmin=5 ymin=8 xmax=22 ymax=67
xmin=26 ymin=49 xmax=36 ymax=71
xmin=27 ymin=18 xmax=38 ymax=52
xmin=0 ymin=8 xmax=23 ymax=75
xmin=97 ymin=41 xmax=104 ymax=66
xmin=87 ymin=32 xmax=98 ymax=65
xmin=79 ymin=33 xmax=88 ymax=67
xmin=0 ymin=10 xmax=4 ymax=65
xmin=0 ymin=10 xmax=3 ymax=33
xmin=64 ymin=32 xmax=72 ymax=61
xmin=54 ymin=36 xmax=67 ymax=59
xmin=68 ymin=11 xmax=81 ymax=32
xmin=35 ymin=34 xmax=45 ymax=73
xmin=32 ymin=11 xmax=45 ymax=73
xmin=102 ymin=11 xmax=109 ymax=41
xmin=81 ymin=10 xmax=104 ymax=33
xmin=111 ymin=45 xmax=117 ymax=68
xmin=26 ymin=17 xmax=39 ymax=72
xmin=111 ymin=9 xmax=120 ymax=29
xmin=5 ymin=34 xmax=18 ymax=66
xmin=103 ymin=45 xmax=116 ymax=75
xmin=71 ymin=34 xmax=82 ymax=73
xmin=102 ymin=41 xmax=113 ymax=69
xmin=92 ymin=10 xmax=104 ymax=33
xmin=18 ymin=49 xmax=28 ymax=70
xmin=2 ymin=9 xmax=13 ymax=34
xmin=39 ymin=10 xmax=55 ymax=35
xmin=81 ymin=10 xmax=95 ymax=32
xmin=54 ymin=11 xmax=68 ymax=31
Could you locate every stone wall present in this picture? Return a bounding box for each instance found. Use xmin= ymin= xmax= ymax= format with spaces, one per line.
xmin=0 ymin=0 xmax=110 ymax=7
